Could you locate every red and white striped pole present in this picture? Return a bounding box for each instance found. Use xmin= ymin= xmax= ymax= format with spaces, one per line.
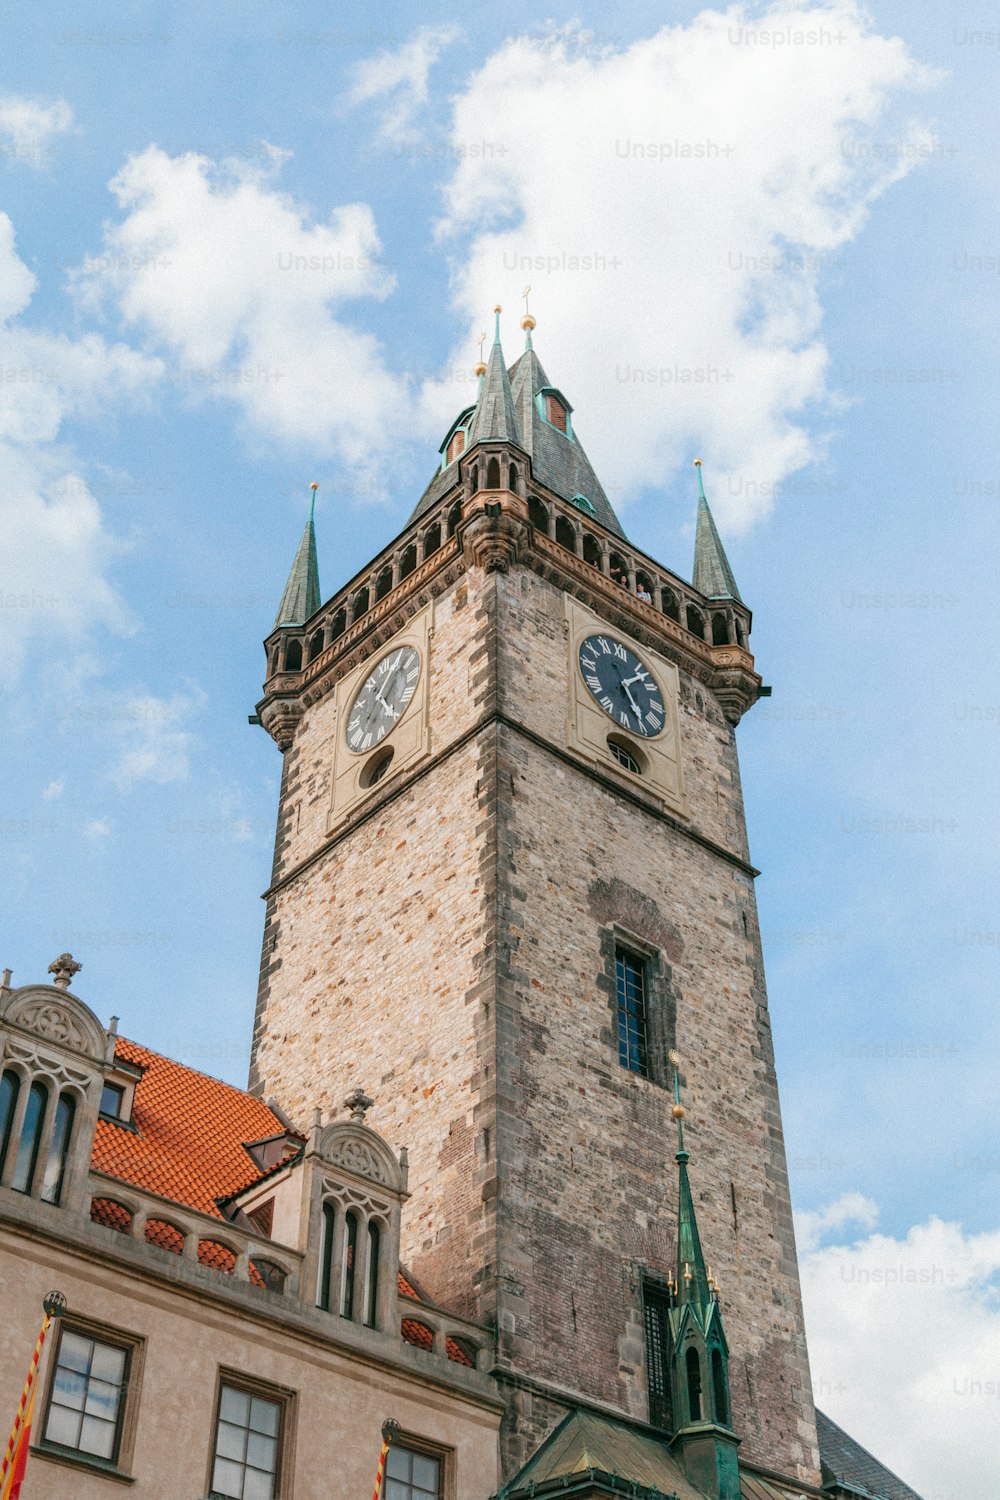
xmin=1 ymin=1292 xmax=66 ymax=1500
xmin=372 ymin=1418 xmax=401 ymax=1500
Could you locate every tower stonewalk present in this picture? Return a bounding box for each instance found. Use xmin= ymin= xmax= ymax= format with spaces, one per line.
xmin=250 ymin=312 xmax=819 ymax=1487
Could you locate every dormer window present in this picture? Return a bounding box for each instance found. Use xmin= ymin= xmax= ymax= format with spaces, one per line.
xmin=570 ymin=493 xmax=596 ymax=517
xmin=446 ymin=429 xmax=466 ymax=464
xmin=545 ymin=394 xmax=567 ymax=432
xmin=537 ymin=387 xmax=574 ymax=438
xmin=99 ymin=1058 xmax=143 ymax=1127
xmin=100 ymin=1082 xmax=126 ymax=1119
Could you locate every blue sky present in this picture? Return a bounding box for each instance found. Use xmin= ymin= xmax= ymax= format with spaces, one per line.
xmin=2 ymin=3 xmax=997 ymax=1488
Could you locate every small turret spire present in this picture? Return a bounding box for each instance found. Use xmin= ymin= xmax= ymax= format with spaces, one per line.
xmin=692 ymin=460 xmax=742 ymax=603
xmin=521 ymin=285 xmax=536 ymax=350
xmin=466 ymin=306 xmax=520 ymax=446
xmin=274 ymin=484 xmax=322 ymax=628
xmin=670 ymin=1051 xmax=712 ymax=1318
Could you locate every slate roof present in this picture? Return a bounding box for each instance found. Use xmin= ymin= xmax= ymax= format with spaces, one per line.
xmin=274 ymin=505 xmax=321 ymax=627
xmin=816 ymin=1410 xmax=925 ymax=1500
xmin=409 ymin=342 xmax=626 ymax=539
xmin=692 ymin=493 xmax=742 ymax=602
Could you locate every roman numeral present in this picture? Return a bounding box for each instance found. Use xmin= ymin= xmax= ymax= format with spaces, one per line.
xmin=581 ymin=656 xmax=596 ymax=673
xmin=619 ymin=711 xmax=629 ymax=726
xmin=600 ymin=695 xmax=614 ymax=711
xmin=597 ymin=638 xmax=611 ymax=654
xmin=612 ymin=643 xmax=627 ymax=660
xmin=586 ymin=674 xmax=601 ymax=691
xmin=362 ymin=733 xmax=372 ymax=750
xmin=646 ymin=711 xmax=662 ymax=729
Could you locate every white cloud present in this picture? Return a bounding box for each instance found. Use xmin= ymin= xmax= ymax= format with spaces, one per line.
xmin=77 ymin=148 xmax=410 ymax=490
xmin=111 ymin=689 xmax=205 ymax=788
xmin=794 ymin=1190 xmax=879 ymax=1251
xmin=42 ymin=777 xmax=65 ymax=801
xmin=0 ymin=95 xmax=73 ymax=168
xmin=347 ymin=26 xmax=460 ymax=144
xmin=84 ymin=818 xmax=112 ymax=840
xmin=800 ymin=1202 xmax=1000 ymax=1496
xmin=0 ymin=213 xmax=162 ymax=684
xmin=428 ymin=2 xmax=941 ymax=528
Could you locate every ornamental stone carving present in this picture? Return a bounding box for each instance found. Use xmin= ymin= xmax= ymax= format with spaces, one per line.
xmin=15 ymin=999 xmax=88 ymax=1050
xmin=316 ymin=1121 xmax=403 ymax=1194
xmin=2 ymin=985 xmax=108 ymax=1061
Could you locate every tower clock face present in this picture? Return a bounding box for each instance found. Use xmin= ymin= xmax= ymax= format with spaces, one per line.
xmin=578 ymin=634 xmax=666 ymax=737
xmin=345 ymin=646 xmax=421 ymax=753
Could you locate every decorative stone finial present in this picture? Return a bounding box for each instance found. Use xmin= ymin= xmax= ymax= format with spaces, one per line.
xmin=48 ymin=953 xmax=82 ymax=990
xmin=1 ymin=968 xmax=11 ymax=991
xmin=344 ymin=1087 xmax=374 ymax=1123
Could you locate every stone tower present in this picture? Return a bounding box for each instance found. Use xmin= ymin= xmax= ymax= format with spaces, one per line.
xmin=250 ymin=313 xmax=820 ymax=1486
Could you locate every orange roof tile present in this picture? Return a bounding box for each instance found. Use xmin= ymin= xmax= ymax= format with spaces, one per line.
xmin=92 ymin=1038 xmax=288 ymax=1219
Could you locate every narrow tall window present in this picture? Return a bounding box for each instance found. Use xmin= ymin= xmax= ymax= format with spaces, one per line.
xmin=11 ymin=1079 xmax=47 ymax=1193
xmin=385 ymin=1443 xmax=442 ymax=1500
xmin=210 ymin=1382 xmax=283 ymax=1500
xmin=365 ymin=1221 xmax=380 ymax=1328
xmin=40 ymin=1092 xmax=75 ymax=1204
xmin=43 ymin=1327 xmax=130 ymax=1463
xmin=317 ymin=1202 xmax=335 ymax=1311
xmin=615 ymin=948 xmax=649 ymax=1075
xmin=711 ymin=1346 xmax=730 ymax=1427
xmin=686 ymin=1346 xmax=703 ymax=1422
xmin=0 ymin=1069 xmax=19 ymax=1177
xmin=341 ymin=1210 xmax=358 ymax=1319
xmin=643 ymin=1283 xmax=673 ymax=1430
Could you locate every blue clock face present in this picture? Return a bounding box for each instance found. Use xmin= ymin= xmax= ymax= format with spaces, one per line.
xmin=578 ymin=634 xmax=666 ymax=737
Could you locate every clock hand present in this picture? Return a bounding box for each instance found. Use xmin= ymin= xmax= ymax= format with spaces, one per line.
xmin=611 ymin=665 xmax=642 ymax=718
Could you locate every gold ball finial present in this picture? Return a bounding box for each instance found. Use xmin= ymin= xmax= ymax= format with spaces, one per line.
xmin=493 ymin=303 xmax=502 ymax=314
xmin=671 ymin=1103 xmax=685 ymax=1120
xmin=521 ymin=313 xmax=536 ymax=331
xmin=694 ymin=458 xmax=702 ymax=468
xmin=473 ymin=361 xmax=487 ymax=377
xmin=310 ymin=482 xmax=318 ymax=491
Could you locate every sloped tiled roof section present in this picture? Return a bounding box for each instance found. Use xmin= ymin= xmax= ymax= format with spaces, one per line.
xmin=91 ymin=1038 xmax=290 ymax=1218
xmin=817 ymin=1410 xmax=925 ymax=1500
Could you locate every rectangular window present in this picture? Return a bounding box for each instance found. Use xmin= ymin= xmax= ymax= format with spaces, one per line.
xmin=99 ymin=1082 xmax=125 ymax=1118
xmin=385 ymin=1443 xmax=442 ymax=1500
xmin=210 ymin=1381 xmax=285 ymax=1499
xmin=616 ymin=947 xmax=649 ymax=1075
xmin=643 ymin=1281 xmax=673 ymax=1431
xmin=42 ymin=1327 xmax=131 ymax=1464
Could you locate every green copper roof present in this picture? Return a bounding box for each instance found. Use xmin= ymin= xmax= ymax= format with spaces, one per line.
xmin=500 ymin=1410 xmax=705 ymax=1500
xmin=692 ymin=467 xmax=741 ymax=602
xmin=672 ymin=1067 xmax=714 ymax=1323
xmin=274 ymin=493 xmax=321 ymax=628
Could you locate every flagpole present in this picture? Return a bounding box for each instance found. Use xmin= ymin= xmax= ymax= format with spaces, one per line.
xmin=371 ymin=1418 xmax=401 ymax=1500
xmin=1 ymin=1292 xmax=66 ymax=1500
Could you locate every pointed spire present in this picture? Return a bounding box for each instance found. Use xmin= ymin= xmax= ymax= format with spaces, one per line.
xmin=521 ymin=285 xmax=536 ymax=350
xmin=670 ymin=1052 xmax=713 ymax=1320
xmin=274 ymin=483 xmax=321 ymax=628
xmin=693 ymin=460 xmax=742 ymax=603
xmin=466 ymin=305 xmax=520 ymax=447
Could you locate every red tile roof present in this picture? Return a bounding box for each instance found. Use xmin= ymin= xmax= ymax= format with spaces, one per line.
xmin=92 ymin=1038 xmax=286 ymax=1218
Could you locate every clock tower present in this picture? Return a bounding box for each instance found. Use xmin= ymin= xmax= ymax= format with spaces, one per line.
xmin=250 ymin=311 xmax=820 ymax=1487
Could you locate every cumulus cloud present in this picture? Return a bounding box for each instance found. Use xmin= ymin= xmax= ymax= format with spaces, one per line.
xmin=794 ymin=1190 xmax=879 ymax=1251
xmin=0 ymin=213 xmax=161 ymax=683
xmin=0 ymin=95 xmax=73 ymax=168
xmin=347 ymin=26 xmax=460 ymax=144
xmin=110 ymin=689 xmax=205 ymax=788
xmin=427 ymin=2 xmax=941 ymax=527
xmin=800 ymin=1201 xmax=1000 ymax=1495
xmin=76 ymin=147 xmax=410 ymax=490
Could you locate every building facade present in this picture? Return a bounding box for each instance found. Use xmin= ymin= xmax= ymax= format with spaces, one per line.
xmin=0 ymin=314 xmax=924 ymax=1500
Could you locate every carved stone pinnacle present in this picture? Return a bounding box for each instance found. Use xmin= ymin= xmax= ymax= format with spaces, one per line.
xmin=48 ymin=953 xmax=82 ymax=990
xmin=344 ymin=1087 xmax=374 ymax=1124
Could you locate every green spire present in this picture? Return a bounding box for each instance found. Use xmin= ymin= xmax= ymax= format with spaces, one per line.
xmin=467 ymin=305 xmax=520 ymax=446
xmin=692 ymin=461 xmax=742 ymax=603
xmin=672 ymin=1056 xmax=713 ymax=1320
xmin=274 ymin=483 xmax=321 ymax=628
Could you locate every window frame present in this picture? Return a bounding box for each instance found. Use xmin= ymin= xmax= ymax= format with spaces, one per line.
xmin=384 ymin=1431 xmax=451 ymax=1500
xmin=600 ymin=925 xmax=678 ymax=1089
xmin=206 ymin=1370 xmax=295 ymax=1500
xmin=615 ymin=944 xmax=650 ymax=1077
xmin=641 ymin=1276 xmax=674 ymax=1432
xmin=37 ymin=1314 xmax=144 ymax=1479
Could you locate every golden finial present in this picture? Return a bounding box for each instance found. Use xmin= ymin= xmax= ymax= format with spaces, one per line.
xmin=694 ymin=458 xmax=702 ymax=467
xmin=683 ymin=1262 xmax=693 ymax=1283
xmin=671 ymin=1103 xmax=685 ymax=1120
xmin=493 ymin=303 xmax=502 ymax=314
xmin=310 ymin=482 xmax=318 ymax=491
xmin=521 ymin=284 xmax=536 ymax=332
xmin=474 ymin=330 xmax=487 ymax=378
